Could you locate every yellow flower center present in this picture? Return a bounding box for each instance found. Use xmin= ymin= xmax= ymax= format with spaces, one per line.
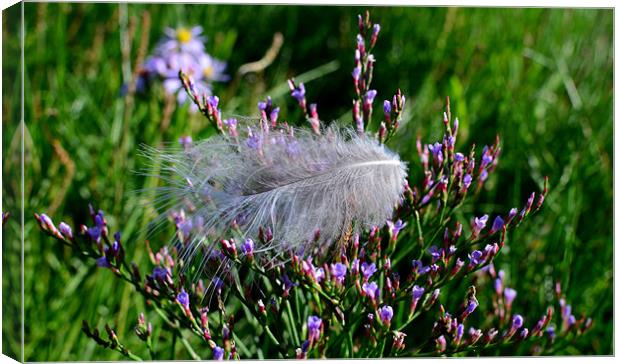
xmin=177 ymin=28 xmax=192 ymax=44
xmin=203 ymin=66 xmax=214 ymax=78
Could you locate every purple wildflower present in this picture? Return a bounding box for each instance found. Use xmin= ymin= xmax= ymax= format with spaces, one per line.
xmin=504 ymin=288 xmax=517 ymax=307
xmin=157 ymin=26 xmax=206 ymax=55
xmin=95 ymin=214 xmax=105 ymax=229
xmin=222 ymin=117 xmax=237 ymax=133
xmin=177 ymin=219 xmax=193 ymax=237
xmin=512 ymin=314 xmax=524 ymax=330
xmin=87 ymin=226 xmax=102 ymax=242
xmin=257 ymin=97 xmax=271 ymax=112
xmin=429 ymin=142 xmax=444 ymax=164
xmin=362 ymin=281 xmax=379 ymax=301
xmin=386 ymin=219 xmax=405 ymax=239
xmin=356 ymin=34 xmax=365 ymax=53
xmin=483 ymin=243 xmax=498 ymax=260
xmin=412 ymin=259 xmax=431 ymax=275
xmin=291 ymin=83 xmax=306 ymax=103
xmin=410 ymin=285 xmax=425 ymax=313
xmin=197 ymin=53 xmax=229 ymax=82
xmin=352 ymin=66 xmax=361 ymax=82
xmin=465 ymin=300 xmax=478 ymax=314
xmin=379 ymin=305 xmax=394 ymax=326
xmin=480 ymin=169 xmax=489 ymax=182
xmin=469 ymin=327 xmax=483 ymax=344
xmin=507 ymin=207 xmax=518 ymax=222
xmin=568 ymin=315 xmax=576 ymax=327
xmin=350 ymin=258 xmax=360 ymax=275
xmin=482 ymin=154 xmax=493 ymax=168
xmin=314 ymin=267 xmax=325 ymax=283
xmin=494 ymin=278 xmax=503 ymax=295
xmin=206 ymin=95 xmax=219 ymax=109
xmin=463 ymin=174 xmax=472 ymax=189
xmin=468 ymin=250 xmax=483 ymax=266
xmin=177 ymin=290 xmax=190 ymax=308
xmin=361 ymin=262 xmax=378 ymax=280
xmin=490 ymin=216 xmax=504 ymax=234
xmin=520 ymin=328 xmax=529 ymax=340
xmin=94 ymin=212 xmax=105 ymax=228
xmin=143 ymin=55 xmax=168 ymax=76
xmin=161 ymin=53 xmax=207 ymax=104
xmin=269 ymin=107 xmax=280 ymax=124
xmin=445 ymin=135 xmax=455 ymax=149
xmin=561 ymin=302 xmax=572 ymax=321
xmin=96 ymin=256 xmax=111 ymax=268
xmin=428 ymin=245 xmax=442 ymax=262
xmin=110 ymin=240 xmax=120 ymax=256
xmin=455 ymin=324 xmax=464 ymax=345
xmin=59 ymin=222 xmax=73 ymax=239
xmin=212 ymin=346 xmax=225 ymax=360
xmin=383 ymin=100 xmax=391 ymax=117
xmin=412 ymin=285 xmax=425 ymax=301
xmin=151 ymin=266 xmax=170 ymax=281
xmin=281 ymin=274 xmax=298 ymax=296
xmin=239 ymin=238 xmax=254 ymax=257
xmin=370 ymin=24 xmax=381 ymax=47
xmin=246 ymin=132 xmax=262 ymax=150
xmin=472 ymin=214 xmax=489 ymax=236
xmin=330 ymin=263 xmax=347 ymax=283
xmin=307 ymin=316 xmax=322 ymax=342
xmin=300 ymin=340 xmax=310 ymax=354
xmin=364 ymin=89 xmax=377 ymax=106
xmin=498 ymin=269 xmax=506 ymax=280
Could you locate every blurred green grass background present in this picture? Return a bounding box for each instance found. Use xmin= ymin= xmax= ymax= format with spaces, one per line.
xmin=2 ymin=3 xmax=612 ymax=360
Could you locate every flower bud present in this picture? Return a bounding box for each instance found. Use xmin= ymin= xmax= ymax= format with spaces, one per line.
xmin=435 ymin=335 xmax=446 ymax=353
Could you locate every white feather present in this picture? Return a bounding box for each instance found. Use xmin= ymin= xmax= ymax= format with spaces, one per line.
xmin=146 ymin=126 xmax=408 ymax=272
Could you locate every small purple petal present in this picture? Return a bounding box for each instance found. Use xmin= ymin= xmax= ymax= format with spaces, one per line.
xmin=361 ymin=262 xmax=378 ymax=279
xmin=491 ymin=216 xmax=504 ymax=233
xmin=383 ymin=100 xmax=391 ymax=115
xmin=379 ymin=305 xmax=393 ymax=325
xmin=59 ymin=222 xmax=73 ymax=239
xmin=512 ymin=314 xmax=524 ymax=330
xmin=504 ymin=288 xmax=517 ymax=305
xmin=412 ymin=285 xmax=425 ymax=300
xmin=177 ymin=290 xmax=190 ymax=308
xmin=213 ymin=346 xmax=224 ymax=360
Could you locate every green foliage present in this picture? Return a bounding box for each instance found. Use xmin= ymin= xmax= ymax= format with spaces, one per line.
xmin=2 ymin=4 xmax=612 ymax=360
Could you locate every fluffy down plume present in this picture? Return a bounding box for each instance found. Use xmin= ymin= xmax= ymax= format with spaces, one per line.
xmin=145 ymin=126 xmax=407 ymax=273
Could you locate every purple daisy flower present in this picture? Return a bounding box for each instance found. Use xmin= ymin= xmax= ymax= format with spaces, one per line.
xmin=157 ymin=26 xmax=206 ymax=55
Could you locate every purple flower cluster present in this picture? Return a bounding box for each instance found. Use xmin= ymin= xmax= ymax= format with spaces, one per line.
xmin=351 ymin=11 xmax=385 ymax=135
xmin=138 ymin=26 xmax=229 ymax=109
xmin=287 ymin=79 xmax=321 ymax=134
